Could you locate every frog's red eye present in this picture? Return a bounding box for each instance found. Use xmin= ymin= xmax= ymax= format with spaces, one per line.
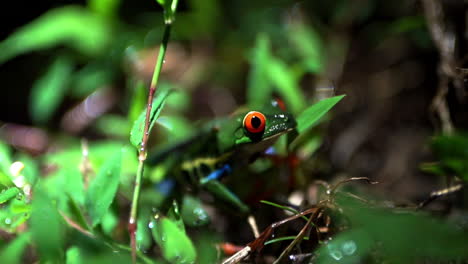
xmin=243 ymin=111 xmax=266 ymax=134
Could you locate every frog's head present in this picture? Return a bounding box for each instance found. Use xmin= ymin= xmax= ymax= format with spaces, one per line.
xmin=217 ymin=99 xmax=297 ymax=153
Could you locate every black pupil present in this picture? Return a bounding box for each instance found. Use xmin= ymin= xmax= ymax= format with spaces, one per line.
xmin=251 ymin=116 xmax=262 ymax=129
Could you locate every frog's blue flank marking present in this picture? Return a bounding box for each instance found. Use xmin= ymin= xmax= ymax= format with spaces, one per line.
xmin=200 ymin=164 xmax=232 ymax=185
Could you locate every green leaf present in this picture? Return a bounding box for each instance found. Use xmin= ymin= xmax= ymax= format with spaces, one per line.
xmin=267 ymin=56 xmax=306 ymax=114
xmin=0 ymin=142 xmax=14 ymax=188
xmin=17 ymin=154 xmax=40 ymax=186
xmin=30 ymin=56 xmax=73 ymax=124
xmin=287 ymin=23 xmax=324 ymax=73
xmin=71 ymin=62 xmax=114 ymax=98
xmin=323 ymin=193 xmax=468 ymax=263
xmin=151 ymin=216 xmax=197 ymax=264
xmin=155 ymin=0 xmax=178 ymax=24
xmin=247 ymin=34 xmax=273 ymax=109
xmin=167 ymin=200 xmax=185 ymax=232
xmin=0 ymin=187 xmax=20 ymax=204
xmin=30 ymin=187 xmax=65 ymax=262
xmin=88 ymin=0 xmax=121 ymax=20
xmin=66 ymin=246 xmax=83 ymax=264
xmin=296 ymin=95 xmax=345 ymax=133
xmin=180 ymin=195 xmax=210 ymax=227
xmin=85 ymin=150 xmax=122 ymax=227
xmin=94 ymin=115 xmax=131 ymax=138
xmin=136 ymin=208 xmax=153 ymax=252
xmin=0 ymin=6 xmax=111 ymax=64
xmin=130 ymin=87 xmax=171 ymax=148
xmin=157 ymin=115 xmax=195 ymax=141
xmin=0 ymin=232 xmax=30 ymax=264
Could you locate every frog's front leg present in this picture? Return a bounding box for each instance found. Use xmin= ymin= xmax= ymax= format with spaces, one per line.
xmin=199 ymin=164 xmax=249 ymax=214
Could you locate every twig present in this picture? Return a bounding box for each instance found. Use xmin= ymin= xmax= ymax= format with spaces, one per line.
xmin=128 ymin=1 xmax=179 ymax=262
xmin=418 ymin=183 xmax=463 ymax=209
xmin=273 ymin=207 xmax=322 ymax=264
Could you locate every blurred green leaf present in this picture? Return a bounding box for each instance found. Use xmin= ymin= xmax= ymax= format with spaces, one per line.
xmin=71 ymin=62 xmax=114 ymax=98
xmin=267 ymin=56 xmax=306 ymax=114
xmin=247 ymin=34 xmax=273 ymax=109
xmin=165 ymin=86 xmax=191 ymax=112
xmin=94 ymin=115 xmax=131 ymax=138
xmin=0 ymin=187 xmax=20 ymax=204
xmin=101 ymin=208 xmax=118 ymax=236
xmin=0 ymin=232 xmax=30 ymax=264
xmin=157 ymin=115 xmax=195 ymax=141
xmin=167 ymin=200 xmax=185 ymax=232
xmin=0 ymin=196 xmax=31 ymax=233
xmin=85 ymin=150 xmax=122 ymax=227
xmin=30 ymin=187 xmax=65 ymax=262
xmin=130 ymin=87 xmax=171 ymax=149
xmin=288 ymin=23 xmax=324 ymax=73
xmin=17 ymin=154 xmax=39 ymax=186
xmin=315 ymin=229 xmax=372 ymax=264
xmin=88 ymin=0 xmax=121 ymax=20
xmin=0 ymin=142 xmax=14 ymax=188
xmin=128 ymin=80 xmax=147 ymax=125
xmin=0 ymin=6 xmax=111 ymax=64
xmin=323 ymin=194 xmax=468 ymax=263
xmin=30 ymin=56 xmax=73 ymax=124
xmin=136 ymin=208 xmax=153 ymax=252
xmin=296 ymin=95 xmax=345 ymax=133
xmin=151 ymin=216 xmax=197 ymax=264
xmin=66 ymin=246 xmax=83 ymax=264
xmin=180 ymin=195 xmax=210 ymax=227
xmin=429 ymin=133 xmax=468 ymax=181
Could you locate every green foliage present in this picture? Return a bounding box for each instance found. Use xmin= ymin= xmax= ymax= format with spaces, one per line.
xmin=151 ymin=216 xmax=197 ymax=264
xmin=30 ymin=187 xmax=66 ymax=262
xmin=0 ymin=233 xmax=30 ymax=264
xmin=30 ymin=56 xmax=73 ymax=124
xmin=422 ymin=132 xmax=468 ymax=181
xmin=296 ymin=95 xmax=345 ymax=133
xmin=85 ymin=150 xmax=122 ymax=227
xmin=0 ymin=142 xmax=14 ymax=189
xmin=180 ymin=195 xmax=210 ymax=227
xmin=0 ymin=187 xmax=20 ymax=204
xmin=315 ymin=194 xmax=468 ymax=263
xmin=130 ymin=87 xmax=171 ymax=149
xmin=0 ymin=6 xmax=111 ymax=64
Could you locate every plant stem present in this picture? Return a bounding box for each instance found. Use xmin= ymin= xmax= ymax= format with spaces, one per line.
xmin=128 ymin=13 xmax=175 ymax=263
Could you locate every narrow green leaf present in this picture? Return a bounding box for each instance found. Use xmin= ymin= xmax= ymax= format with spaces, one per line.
xmin=288 ymin=23 xmax=324 ymax=73
xmin=167 ymin=200 xmax=185 ymax=232
xmin=0 ymin=232 xmax=30 ymax=264
xmin=88 ymin=0 xmax=121 ymax=20
xmin=157 ymin=115 xmax=195 ymax=141
xmin=267 ymin=57 xmax=306 ymax=114
xmin=0 ymin=142 xmax=14 ymax=188
xmin=85 ymin=150 xmax=122 ymax=227
xmin=71 ymin=62 xmax=114 ymax=98
xmin=265 ymin=236 xmax=310 ymax=246
xmin=30 ymin=56 xmax=73 ymax=124
xmin=0 ymin=6 xmax=111 ymax=64
xmin=247 ymin=34 xmax=272 ymax=109
xmin=130 ymin=87 xmax=171 ymax=148
xmin=181 ymin=195 xmax=210 ymax=227
xmin=136 ymin=209 xmax=152 ymax=252
xmin=17 ymin=154 xmax=39 ymax=186
xmin=296 ymin=95 xmax=345 ymax=133
xmin=151 ymin=216 xmax=197 ymax=264
xmin=30 ymin=187 xmax=65 ymax=262
xmin=0 ymin=187 xmax=20 ymax=204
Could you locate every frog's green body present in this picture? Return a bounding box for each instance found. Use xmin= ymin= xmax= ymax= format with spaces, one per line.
xmin=148 ymin=100 xmax=296 ymax=213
